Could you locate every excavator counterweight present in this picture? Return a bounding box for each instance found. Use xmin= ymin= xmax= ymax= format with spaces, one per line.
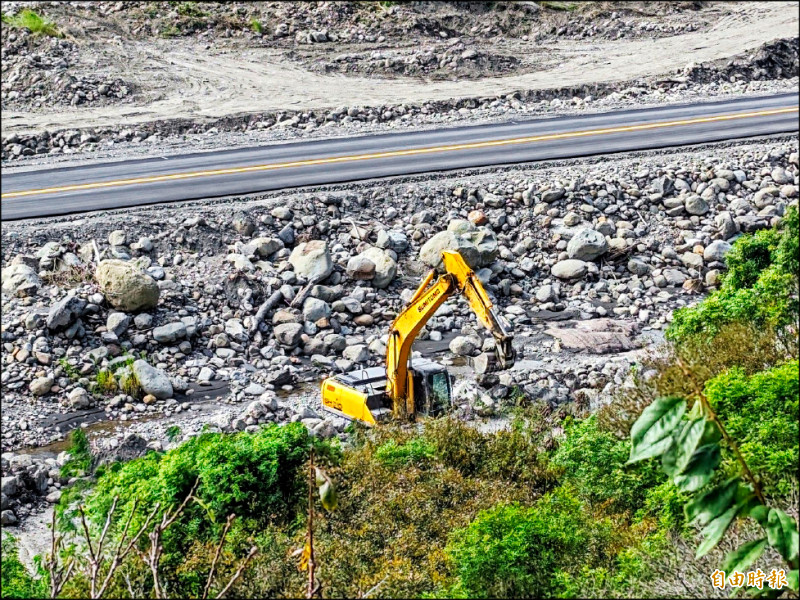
xmin=321 ymin=250 xmax=515 ymax=425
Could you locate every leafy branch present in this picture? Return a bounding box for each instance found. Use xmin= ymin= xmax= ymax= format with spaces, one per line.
xmin=627 ymin=359 xmax=799 ymax=595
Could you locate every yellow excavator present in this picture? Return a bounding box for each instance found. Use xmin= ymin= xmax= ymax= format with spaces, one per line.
xmin=321 ymin=250 xmax=516 ymax=425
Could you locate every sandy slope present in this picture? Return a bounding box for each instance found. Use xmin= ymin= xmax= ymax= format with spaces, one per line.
xmin=2 ymin=1 xmax=797 ymax=136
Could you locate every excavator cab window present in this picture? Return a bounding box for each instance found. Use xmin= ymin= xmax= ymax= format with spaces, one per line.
xmin=426 ymin=371 xmax=451 ymax=416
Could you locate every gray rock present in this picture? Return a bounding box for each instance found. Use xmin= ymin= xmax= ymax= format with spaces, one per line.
xmin=535 ymin=284 xmax=556 ymax=303
xmin=232 ymin=212 xmax=255 ymax=236
xmin=346 ymin=255 xmax=376 ymax=280
xmin=274 ymin=323 xmax=303 ymax=347
xmin=685 ymin=195 xmax=709 ymax=216
xmin=198 ymin=367 xmax=215 ymax=382
xmin=542 ymin=188 xmax=566 ymax=203
xmin=243 ymin=382 xmax=266 ymax=396
xmin=96 ymin=260 xmax=160 ymax=312
xmin=29 ymin=376 xmax=54 ymax=396
xmin=681 ymin=252 xmax=704 ymax=269
xmin=47 ymin=294 xmax=85 ymax=330
xmin=627 ymin=259 xmax=651 ymax=276
xmin=376 ymin=229 xmax=409 ymax=252
xmin=704 ymin=240 xmax=732 ymax=262
xmin=1 ymin=263 xmax=41 ymax=297
xmin=419 ymin=222 xmax=498 ymax=271
xmin=342 ymin=344 xmax=369 ymax=363
xmin=449 ymin=336 xmax=478 ymax=356
xmin=359 ymin=247 xmax=396 ymax=289
xmin=106 ymin=312 xmax=131 ymax=337
xmin=289 ymin=241 xmax=333 ymax=281
xmin=551 ymin=259 xmax=587 ymax=280
xmin=68 ymin=387 xmax=91 ymax=409
xmin=1 ymin=477 xmax=18 ymax=497
xmin=247 ymin=237 xmax=283 ymax=258
xmin=566 ymin=228 xmax=608 ymax=261
xmin=715 ymin=211 xmax=739 ymax=240
xmin=153 ymin=322 xmax=187 ymax=343
xmin=1 ymin=510 xmax=17 ymax=526
xmin=303 ymin=297 xmax=331 ymax=323
xmin=132 ymin=360 xmax=173 ymax=399
xmin=108 ymin=230 xmax=127 ymax=246
xmin=134 ymin=313 xmax=153 ymax=329
xmin=663 ymin=269 xmax=688 ymax=286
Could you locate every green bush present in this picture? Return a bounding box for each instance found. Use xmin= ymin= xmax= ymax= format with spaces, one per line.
xmin=84 ymin=423 xmax=316 ymax=531
xmin=1 ymin=9 xmax=61 ymax=37
xmin=552 ymin=417 xmax=664 ymax=515
xmin=668 ymin=205 xmax=799 ymax=343
xmin=375 ymin=437 xmax=435 ymax=468
xmin=60 ymin=428 xmax=92 ymax=478
xmin=704 ymin=360 xmax=799 ymax=495
xmin=1 ymin=536 xmax=48 ymax=599
xmin=444 ymin=487 xmax=608 ymax=599
xmin=61 ymin=424 xmax=325 ymax=598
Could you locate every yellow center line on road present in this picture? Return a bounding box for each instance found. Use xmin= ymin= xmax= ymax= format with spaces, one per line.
xmin=2 ymin=106 xmax=797 ymax=199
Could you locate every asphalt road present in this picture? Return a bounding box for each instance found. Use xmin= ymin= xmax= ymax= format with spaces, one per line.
xmin=2 ymin=93 xmax=797 ymax=221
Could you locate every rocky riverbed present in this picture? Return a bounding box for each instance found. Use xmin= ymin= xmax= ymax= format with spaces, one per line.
xmin=2 ymin=135 xmax=798 ymax=529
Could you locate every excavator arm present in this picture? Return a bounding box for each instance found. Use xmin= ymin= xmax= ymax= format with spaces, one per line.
xmin=385 ymin=250 xmax=516 ymax=415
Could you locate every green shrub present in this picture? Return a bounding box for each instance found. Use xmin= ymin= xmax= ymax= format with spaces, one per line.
xmin=84 ymin=423 xmax=317 ymax=532
xmin=249 ymin=18 xmax=263 ymax=33
xmin=704 ymin=360 xmax=799 ymax=495
xmin=1 ymin=536 xmax=48 ymax=599
xmin=60 ymin=428 xmax=92 ymax=478
xmin=375 ymin=437 xmax=435 ymax=468
xmin=444 ymin=487 xmax=608 ymax=599
xmin=551 ymin=416 xmax=668 ymax=517
xmin=667 ymin=205 xmax=799 ymax=343
xmin=1 ymin=9 xmax=61 ymax=37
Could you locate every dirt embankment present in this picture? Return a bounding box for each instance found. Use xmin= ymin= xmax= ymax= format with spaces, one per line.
xmin=1 ymin=1 xmax=797 ymax=138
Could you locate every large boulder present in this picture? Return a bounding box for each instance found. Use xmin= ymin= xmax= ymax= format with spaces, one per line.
xmin=131 ymin=360 xmax=173 ymax=399
xmin=419 ymin=220 xmax=498 ymax=271
xmin=95 ymin=260 xmax=159 ymax=312
xmin=1 ymin=263 xmax=41 ymax=297
xmin=289 ymin=241 xmax=333 ymax=282
xmin=567 ymin=228 xmax=608 ymax=261
xmin=359 ymin=247 xmax=396 ymax=289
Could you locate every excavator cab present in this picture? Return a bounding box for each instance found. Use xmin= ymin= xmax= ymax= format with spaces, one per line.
xmin=411 ymin=359 xmax=452 ymax=418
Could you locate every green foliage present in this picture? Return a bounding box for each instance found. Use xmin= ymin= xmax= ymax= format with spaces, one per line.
xmin=1 ymin=9 xmax=61 ymax=37
xmin=1 ymin=536 xmax=48 ymax=599
xmin=174 ymin=1 xmax=207 ymax=18
xmin=60 ymin=428 xmax=92 ymax=478
xmin=166 ymin=425 xmax=182 ymax=443
xmin=668 ymin=205 xmax=799 ymax=343
xmin=628 ymin=395 xmax=800 ymax=592
xmin=249 ymin=18 xmax=263 ymax=33
xmin=375 ymin=437 xmax=435 ymax=468
xmin=704 ymin=361 xmax=799 ymax=495
xmin=93 ymin=368 xmax=117 ymax=395
xmin=62 ymin=424 xmax=324 ymax=598
xmin=58 ymin=357 xmax=80 ymax=381
xmin=84 ymin=423 xmax=317 ymax=532
xmin=444 ymin=487 xmax=609 ymax=599
xmin=552 ymin=416 xmax=668 ymax=517
xmin=535 ymin=1 xmax=579 ymax=10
